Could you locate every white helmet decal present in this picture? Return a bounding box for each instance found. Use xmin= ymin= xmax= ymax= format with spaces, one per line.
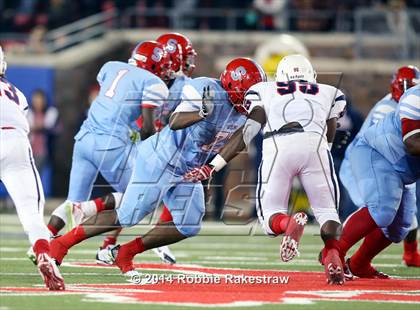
xmin=276 ymin=54 xmax=316 ymax=83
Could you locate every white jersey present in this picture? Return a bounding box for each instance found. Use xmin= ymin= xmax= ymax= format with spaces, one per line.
xmin=245 ymin=80 xmax=346 ymax=139
xmin=0 ymin=77 xmax=29 ymax=135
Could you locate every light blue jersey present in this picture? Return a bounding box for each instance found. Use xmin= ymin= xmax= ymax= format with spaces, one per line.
xmin=117 ymin=77 xmax=246 ymax=237
xmin=79 ymin=61 xmax=168 ymax=145
xmin=362 ymin=85 xmax=420 ymax=183
xmin=151 ymin=77 xmax=246 ymax=175
xmin=344 ymin=85 xmax=420 ymax=242
xmin=340 ymin=94 xmax=397 ymax=206
xmin=67 ymin=61 xmax=169 ymax=202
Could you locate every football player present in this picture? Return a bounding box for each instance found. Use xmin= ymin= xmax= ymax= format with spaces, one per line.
xmin=340 ymin=66 xmax=420 ymax=268
xmin=184 ymin=55 xmax=347 ymax=285
xmin=93 ymin=33 xmax=197 ymax=264
xmin=35 ymin=41 xmax=172 ymax=263
xmin=49 ymin=58 xmax=266 ymax=280
xmin=335 ymin=84 xmax=419 ymax=278
xmin=0 ymin=46 xmax=65 ymax=290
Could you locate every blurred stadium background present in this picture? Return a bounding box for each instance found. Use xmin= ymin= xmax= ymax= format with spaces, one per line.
xmin=0 ymin=0 xmax=420 ymax=223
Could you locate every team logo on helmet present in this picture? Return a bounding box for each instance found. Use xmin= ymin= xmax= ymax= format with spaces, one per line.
xmin=231 ymin=66 xmax=247 ymax=81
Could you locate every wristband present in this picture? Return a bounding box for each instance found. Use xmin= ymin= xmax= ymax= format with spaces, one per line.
xmin=209 ymin=154 xmax=227 ymax=172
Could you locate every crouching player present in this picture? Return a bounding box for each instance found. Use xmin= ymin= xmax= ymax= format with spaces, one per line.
xmin=186 ymin=55 xmax=347 ymax=285
xmin=336 ymin=84 xmax=420 ymax=278
xmin=93 ymin=32 xmax=198 ymax=265
xmin=340 ymin=66 xmax=420 ymax=269
xmin=0 ymin=46 xmax=64 ymax=290
xmin=49 ymin=58 xmax=267 ymax=279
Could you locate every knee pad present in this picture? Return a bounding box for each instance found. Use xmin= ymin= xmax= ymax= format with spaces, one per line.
xmin=110 ymin=192 xmax=123 ymax=209
xmin=175 ymin=223 xmax=201 ymax=238
xmin=51 ymin=200 xmax=72 ymax=223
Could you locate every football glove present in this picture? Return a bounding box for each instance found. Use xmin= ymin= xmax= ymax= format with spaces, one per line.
xmin=199 ymin=85 xmax=214 ymax=118
xmin=183 ymin=164 xmax=215 ymax=183
xmin=332 ymin=130 xmax=351 ymax=150
xmin=129 ymin=129 xmax=141 ymax=143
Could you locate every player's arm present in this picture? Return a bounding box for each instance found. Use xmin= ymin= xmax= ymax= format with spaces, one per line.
xmin=169 ymin=85 xmax=214 ymax=130
xmin=140 ymin=106 xmax=156 ymax=140
xmin=141 ymin=81 xmax=169 ymax=140
xmin=327 ymin=90 xmax=347 ymax=148
xmin=404 ymin=132 xmax=420 ymax=156
xmin=184 ymin=106 xmax=266 ymax=182
xmin=400 ymin=90 xmax=420 ymax=156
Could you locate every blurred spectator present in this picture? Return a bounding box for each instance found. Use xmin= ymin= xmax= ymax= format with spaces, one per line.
xmin=27 ymin=89 xmax=60 ymax=173
xmin=253 ymin=0 xmax=287 ymax=30
xmin=26 ymin=24 xmax=47 ymax=53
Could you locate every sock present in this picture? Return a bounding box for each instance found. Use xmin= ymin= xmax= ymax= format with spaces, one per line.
xmin=33 ymin=239 xmax=50 ymax=256
xmin=80 ymin=198 xmax=105 ymax=218
xmin=158 ymin=206 xmax=173 ymax=223
xmin=324 ymin=239 xmax=340 ymax=250
xmin=404 ymin=240 xmax=418 ymax=255
xmin=350 ymin=227 xmax=392 ymax=269
xmin=338 ymin=208 xmax=378 ymax=258
xmin=47 ymin=224 xmax=59 ymax=236
xmin=270 ymin=213 xmax=290 ymax=235
xmin=120 ymin=237 xmax=145 ymax=257
xmin=102 ymin=236 xmax=117 ymax=249
xmin=58 ymin=226 xmax=87 ymax=249
xmin=94 ymin=198 xmax=106 ymax=212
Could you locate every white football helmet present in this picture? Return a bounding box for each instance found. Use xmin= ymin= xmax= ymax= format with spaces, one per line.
xmin=276 ymin=54 xmax=316 ymax=83
xmin=0 ymin=45 xmax=7 ymax=76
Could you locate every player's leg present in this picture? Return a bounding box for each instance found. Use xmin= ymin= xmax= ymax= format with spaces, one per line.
xmin=50 ymin=152 xmax=167 ymax=265
xmin=48 ymin=136 xmax=99 ymax=234
xmin=300 ymin=144 xmax=343 ymax=285
xmin=338 ymin=144 xmax=403 ymax=273
xmin=0 ymin=135 xmax=64 ymax=290
xmin=112 ymin=180 xmax=204 ymax=274
xmin=256 ymin=137 xmax=307 ymax=262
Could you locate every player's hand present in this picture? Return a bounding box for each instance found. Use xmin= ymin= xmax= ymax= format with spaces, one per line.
xmin=332 ymin=130 xmax=351 ymax=150
xmin=183 ymin=164 xmax=215 ymax=182
xmin=199 ymin=86 xmax=214 ymax=118
xmin=129 ymin=130 xmax=141 ymax=143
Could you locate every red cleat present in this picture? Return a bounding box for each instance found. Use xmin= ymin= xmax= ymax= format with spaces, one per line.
xmin=49 ymin=238 xmax=68 ymax=265
xmin=280 ymin=212 xmax=308 ymax=262
xmin=403 ymin=251 xmax=420 ymax=267
xmin=323 ymin=248 xmax=344 ymax=285
xmin=37 ymin=253 xmax=65 ymax=290
xmin=403 ymin=241 xmax=420 ymax=267
xmin=111 ymin=245 xmax=136 ymax=274
xmin=347 ymin=258 xmax=390 ymax=279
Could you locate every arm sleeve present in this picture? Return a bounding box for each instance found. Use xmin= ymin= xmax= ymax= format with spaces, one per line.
xmin=244 ymin=84 xmax=264 ymax=114
xmin=399 ymin=92 xmax=420 ymax=141
xmin=328 ymin=89 xmax=347 ymax=119
xmin=142 ymin=81 xmax=169 ymax=108
xmin=174 ymin=84 xmax=202 ymax=113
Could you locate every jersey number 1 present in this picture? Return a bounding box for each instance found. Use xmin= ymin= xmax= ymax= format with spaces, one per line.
xmin=105 ymin=69 xmax=129 ymax=98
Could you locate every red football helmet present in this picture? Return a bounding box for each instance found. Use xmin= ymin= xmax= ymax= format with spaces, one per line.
xmin=129 ymin=40 xmax=173 ymax=81
xmin=220 ymin=58 xmax=267 ymax=114
xmin=391 ymin=65 xmax=420 ymax=102
xmin=157 ymin=33 xmax=197 ymax=77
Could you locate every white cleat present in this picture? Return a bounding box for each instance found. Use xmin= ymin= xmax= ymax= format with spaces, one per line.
xmin=27 ymin=246 xmax=37 ymax=265
xmin=153 ymin=246 xmax=176 ymax=264
xmin=65 ymin=201 xmax=84 ymax=232
xmin=96 ymin=245 xmax=115 ymax=265
xmin=37 ymin=253 xmax=65 ymax=290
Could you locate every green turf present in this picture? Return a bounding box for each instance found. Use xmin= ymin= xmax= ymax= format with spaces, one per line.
xmin=1 ymin=214 xmax=419 ymax=310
